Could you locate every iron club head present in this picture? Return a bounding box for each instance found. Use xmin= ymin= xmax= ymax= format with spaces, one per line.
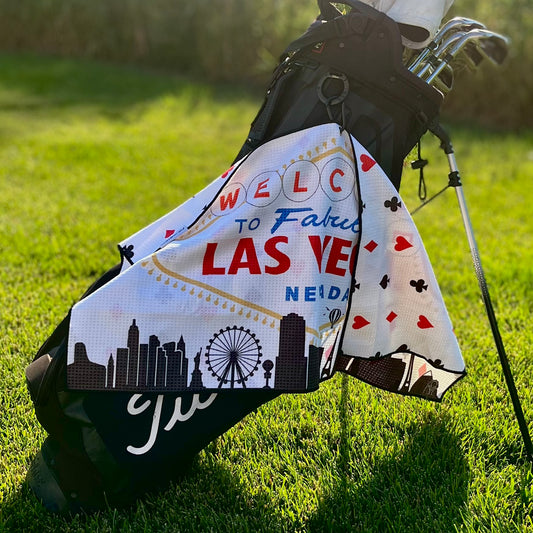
xmin=407 ymin=17 xmax=486 ymax=72
xmin=424 ymin=29 xmax=510 ymax=85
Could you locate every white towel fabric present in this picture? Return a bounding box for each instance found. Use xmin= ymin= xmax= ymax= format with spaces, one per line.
xmin=358 ymin=0 xmax=454 ymax=48
xmin=67 ymin=123 xmax=465 ymax=400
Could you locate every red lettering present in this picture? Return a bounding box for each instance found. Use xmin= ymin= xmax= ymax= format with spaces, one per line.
xmin=202 ymin=243 xmax=225 ymax=275
xmin=325 ymin=237 xmax=352 ymax=276
xmin=308 ymin=235 xmax=332 ymax=273
xmin=228 ymin=238 xmax=261 ymax=274
xmin=264 ymin=236 xmax=290 ymax=275
xmin=203 ymin=237 xmax=293 ymax=276
xmin=219 ymin=188 xmax=241 ymax=211
xmin=329 ymin=168 xmax=344 ymax=193
xmin=293 ymin=171 xmax=308 ymax=193
xmin=254 ymin=179 xmax=270 ymax=199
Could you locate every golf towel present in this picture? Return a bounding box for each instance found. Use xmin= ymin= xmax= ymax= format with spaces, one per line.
xmin=66 ymin=123 xmax=465 ymax=400
xmin=358 ymin=0 xmax=454 ymax=48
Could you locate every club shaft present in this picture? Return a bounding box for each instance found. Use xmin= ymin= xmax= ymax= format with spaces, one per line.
xmin=445 ymin=150 xmax=533 ymax=465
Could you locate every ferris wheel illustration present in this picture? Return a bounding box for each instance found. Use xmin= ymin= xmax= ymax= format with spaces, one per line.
xmin=206 ymin=326 xmax=263 ymax=388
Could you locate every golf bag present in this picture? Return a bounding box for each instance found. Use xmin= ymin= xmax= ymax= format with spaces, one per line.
xmin=235 ymin=0 xmax=443 ymax=189
xmin=26 ymin=0 xmax=453 ymax=513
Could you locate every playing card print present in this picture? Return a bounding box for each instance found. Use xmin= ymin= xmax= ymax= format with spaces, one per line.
xmin=340 ymin=136 xmax=464 ymax=400
xmin=68 ymin=124 xmax=465 ymax=401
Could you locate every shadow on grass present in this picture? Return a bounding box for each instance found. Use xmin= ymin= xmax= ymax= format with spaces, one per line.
xmin=1 ymin=378 xmax=470 ymax=532
xmin=307 ymin=375 xmax=470 ymax=532
xmin=0 ymin=457 xmax=284 ymax=533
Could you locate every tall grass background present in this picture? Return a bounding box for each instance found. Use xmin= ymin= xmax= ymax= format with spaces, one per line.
xmin=0 ymin=0 xmax=530 ymax=128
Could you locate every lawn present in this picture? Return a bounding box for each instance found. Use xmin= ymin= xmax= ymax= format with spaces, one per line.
xmin=0 ymin=54 xmax=531 ymax=532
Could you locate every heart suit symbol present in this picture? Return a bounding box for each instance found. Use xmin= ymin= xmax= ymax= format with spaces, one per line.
xmin=394 ymin=236 xmax=413 ymax=251
xmin=360 ymin=154 xmax=376 ymax=172
xmin=352 ymin=315 xmax=370 ymax=329
xmin=417 ymin=315 xmax=434 ymax=329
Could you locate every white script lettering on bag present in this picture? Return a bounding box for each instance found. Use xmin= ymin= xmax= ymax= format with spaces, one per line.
xmin=126 ymin=393 xmax=217 ymax=455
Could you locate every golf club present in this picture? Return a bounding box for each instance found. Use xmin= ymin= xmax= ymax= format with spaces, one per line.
xmin=408 ymin=17 xmax=530 ymax=464
xmin=427 ymin=122 xmax=533 ymax=466
xmin=407 ymin=17 xmax=486 ymax=73
xmin=423 ymin=29 xmax=510 ymax=85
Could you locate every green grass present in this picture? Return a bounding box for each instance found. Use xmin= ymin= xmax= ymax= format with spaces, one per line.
xmin=0 ymin=53 xmax=531 ymax=532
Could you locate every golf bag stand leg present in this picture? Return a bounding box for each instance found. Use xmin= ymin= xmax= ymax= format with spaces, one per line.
xmin=429 ymin=121 xmax=533 ymax=466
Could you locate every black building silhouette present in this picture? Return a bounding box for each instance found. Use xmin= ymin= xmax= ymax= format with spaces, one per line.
xmin=274 ymin=313 xmax=308 ymax=390
xmin=147 ymin=334 xmax=160 ymax=389
xmin=106 ymin=355 xmax=114 ymax=388
xmin=68 ymin=319 xmax=196 ymax=392
xmin=127 ymin=319 xmax=140 ymax=387
xmin=357 ymin=357 xmax=406 ymax=390
xmin=156 ymin=347 xmax=167 ymax=388
xmin=138 ymin=344 xmax=148 ymax=387
xmin=307 ymin=345 xmax=322 ymax=389
xmin=107 ymin=320 xmax=191 ymax=392
xmin=68 ymin=342 xmax=107 ymax=389
xmin=335 ymin=353 xmax=407 ymax=391
xmin=166 ymin=337 xmax=188 ymax=389
xmin=116 ymin=348 xmax=129 ymax=388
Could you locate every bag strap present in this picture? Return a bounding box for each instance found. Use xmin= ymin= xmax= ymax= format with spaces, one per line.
xmin=232 ymin=65 xmax=298 ymax=162
xmin=283 ymin=1 xmax=386 ymax=55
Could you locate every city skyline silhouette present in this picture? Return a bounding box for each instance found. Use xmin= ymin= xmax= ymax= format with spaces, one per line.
xmin=68 ymin=314 xmax=324 ymax=392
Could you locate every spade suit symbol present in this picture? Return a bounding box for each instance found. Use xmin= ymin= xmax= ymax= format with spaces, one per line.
xmin=379 ymin=275 xmax=390 ymax=289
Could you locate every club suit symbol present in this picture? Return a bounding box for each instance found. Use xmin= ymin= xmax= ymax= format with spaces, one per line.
xmin=410 ymin=279 xmax=428 ymax=292
xmin=384 ymin=196 xmax=402 ymax=212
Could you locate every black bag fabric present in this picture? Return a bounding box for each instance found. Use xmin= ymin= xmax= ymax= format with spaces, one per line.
xmin=235 ymin=0 xmax=443 ymax=190
xmin=25 ymin=0 xmax=443 ymax=513
xmin=26 ymin=265 xmax=280 ymax=512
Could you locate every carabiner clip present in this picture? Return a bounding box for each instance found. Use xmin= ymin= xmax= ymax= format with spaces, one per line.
xmin=317 ymin=72 xmax=349 ymax=130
